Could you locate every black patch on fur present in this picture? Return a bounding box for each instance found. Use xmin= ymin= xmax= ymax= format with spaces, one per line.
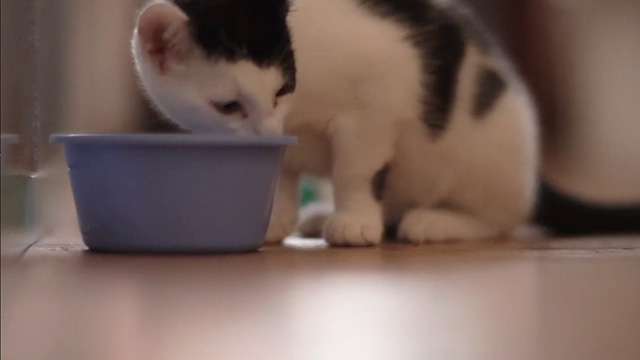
xmin=172 ymin=0 xmax=296 ymax=94
xmin=473 ymin=66 xmax=506 ymax=118
xmin=371 ymin=164 xmax=391 ymax=201
xmin=358 ymin=0 xmax=467 ymax=136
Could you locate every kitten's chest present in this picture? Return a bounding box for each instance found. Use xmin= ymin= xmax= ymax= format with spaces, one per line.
xmin=285 ymin=0 xmax=424 ymax=124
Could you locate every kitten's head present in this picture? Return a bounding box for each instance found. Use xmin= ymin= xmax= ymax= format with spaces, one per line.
xmin=132 ymin=0 xmax=295 ymax=134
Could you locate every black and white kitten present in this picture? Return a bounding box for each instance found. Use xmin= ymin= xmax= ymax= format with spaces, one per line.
xmin=132 ymin=0 xmax=637 ymax=246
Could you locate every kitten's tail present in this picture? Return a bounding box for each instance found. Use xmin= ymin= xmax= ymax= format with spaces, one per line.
xmin=533 ymin=179 xmax=640 ymax=235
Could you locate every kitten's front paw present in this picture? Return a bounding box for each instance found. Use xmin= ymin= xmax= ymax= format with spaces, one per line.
xmin=323 ymin=213 xmax=383 ymax=247
xmin=265 ymin=212 xmax=297 ymax=245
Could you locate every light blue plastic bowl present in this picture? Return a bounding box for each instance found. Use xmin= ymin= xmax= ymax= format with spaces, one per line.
xmin=51 ymin=134 xmax=296 ymax=253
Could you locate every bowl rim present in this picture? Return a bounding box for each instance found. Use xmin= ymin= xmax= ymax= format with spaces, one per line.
xmin=50 ymin=133 xmax=297 ymax=146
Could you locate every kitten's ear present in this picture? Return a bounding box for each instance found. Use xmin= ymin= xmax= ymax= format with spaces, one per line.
xmin=136 ymin=2 xmax=193 ymax=74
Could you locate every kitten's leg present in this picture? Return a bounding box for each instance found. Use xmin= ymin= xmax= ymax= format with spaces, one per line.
xmin=323 ymin=114 xmax=393 ymax=246
xmin=265 ymin=171 xmax=300 ymax=244
xmin=398 ymin=208 xmax=505 ymax=243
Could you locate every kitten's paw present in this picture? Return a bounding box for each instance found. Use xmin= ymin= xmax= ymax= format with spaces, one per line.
xmin=323 ymin=212 xmax=383 ymax=246
xmin=398 ymin=208 xmax=500 ymax=244
xmin=265 ymin=212 xmax=297 ymax=245
xmin=398 ymin=210 xmax=451 ymax=244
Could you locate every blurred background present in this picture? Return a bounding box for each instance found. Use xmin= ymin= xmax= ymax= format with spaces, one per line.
xmin=1 ymin=0 xmax=640 ymax=252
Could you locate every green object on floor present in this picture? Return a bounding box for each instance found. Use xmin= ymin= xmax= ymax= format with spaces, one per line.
xmin=300 ymin=177 xmax=318 ymax=206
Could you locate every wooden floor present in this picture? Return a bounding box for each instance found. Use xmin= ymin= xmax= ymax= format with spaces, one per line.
xmin=2 ymin=234 xmax=640 ymax=360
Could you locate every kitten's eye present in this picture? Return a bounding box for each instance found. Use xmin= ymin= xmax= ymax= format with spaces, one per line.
xmin=276 ymin=83 xmax=291 ymax=98
xmin=274 ymin=84 xmax=291 ymax=107
xmin=212 ymin=100 xmax=244 ymax=115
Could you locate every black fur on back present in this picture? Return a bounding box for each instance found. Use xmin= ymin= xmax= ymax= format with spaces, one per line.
xmin=534 ymin=180 xmax=640 ymax=235
xmin=358 ymin=0 xmax=468 ymax=136
xmin=172 ymin=0 xmax=296 ymax=94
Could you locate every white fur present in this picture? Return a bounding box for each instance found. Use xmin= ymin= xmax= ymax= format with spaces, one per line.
xmin=133 ymin=0 xmax=539 ymax=246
